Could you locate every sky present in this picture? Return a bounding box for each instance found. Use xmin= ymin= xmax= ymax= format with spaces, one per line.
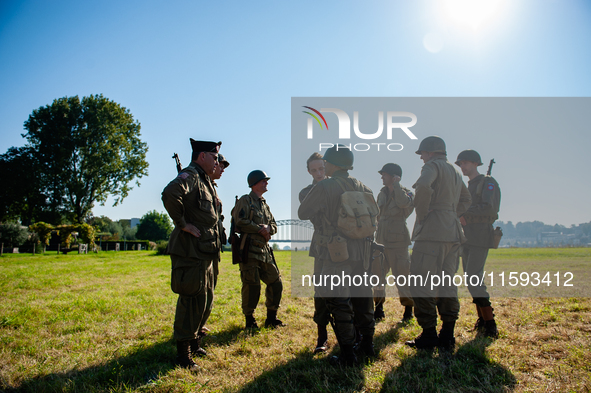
xmin=1 ymin=0 xmax=591 ymax=231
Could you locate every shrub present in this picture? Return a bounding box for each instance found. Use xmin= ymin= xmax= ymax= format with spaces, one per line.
xmin=156 ymin=241 xmax=168 ymax=255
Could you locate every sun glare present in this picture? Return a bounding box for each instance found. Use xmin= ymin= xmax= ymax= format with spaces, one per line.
xmin=444 ymin=0 xmax=505 ymax=30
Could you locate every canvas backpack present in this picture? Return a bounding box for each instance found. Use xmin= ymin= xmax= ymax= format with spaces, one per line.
xmin=333 ymin=177 xmax=379 ymax=239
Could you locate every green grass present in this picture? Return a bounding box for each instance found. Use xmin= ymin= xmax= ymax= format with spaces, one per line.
xmin=1 ymin=249 xmax=590 ymax=392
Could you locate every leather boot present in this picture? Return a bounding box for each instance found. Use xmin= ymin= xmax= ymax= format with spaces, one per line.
xmin=245 ymin=314 xmax=259 ymax=329
xmin=374 ymin=302 xmax=385 ymax=321
xmin=329 ymin=344 xmax=358 ymax=367
xmin=405 ymin=327 xmax=438 ymax=350
xmin=438 ymin=321 xmax=456 ymax=351
xmin=314 ymin=324 xmax=328 ymax=353
xmin=190 ymin=336 xmax=207 ymax=357
xmin=359 ymin=334 xmax=376 ymax=358
xmin=264 ymin=309 xmax=286 ymax=328
xmin=401 ymin=306 xmax=413 ymax=323
xmin=480 ymin=306 xmax=498 ymax=338
xmin=473 ymin=304 xmax=485 ymax=331
xmin=175 ymin=340 xmax=198 ymax=370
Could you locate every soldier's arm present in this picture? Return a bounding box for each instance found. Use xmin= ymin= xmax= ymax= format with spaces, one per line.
xmin=298 ymin=182 xmax=325 ymax=220
xmin=162 ymin=174 xmax=192 ymax=229
xmin=466 ymin=178 xmax=499 ymax=216
xmin=232 ymin=197 xmax=261 ymax=234
xmin=269 ymin=214 xmax=278 ymax=236
xmin=457 ymin=181 xmax=472 ymax=217
xmin=391 ymin=182 xmax=412 ymax=209
xmin=413 ymin=164 xmax=437 ymax=221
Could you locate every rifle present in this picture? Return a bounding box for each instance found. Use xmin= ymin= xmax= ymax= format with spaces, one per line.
xmin=172 ymin=153 xmax=182 ymax=173
xmin=487 ymin=159 xmax=495 ymax=176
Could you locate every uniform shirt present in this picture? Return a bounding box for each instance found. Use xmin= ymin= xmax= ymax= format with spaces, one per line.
xmin=299 ymin=179 xmax=321 ymax=257
xmin=162 ymin=161 xmax=221 ymax=261
xmin=376 ymin=183 xmax=414 ymax=248
xmin=463 ymin=174 xmax=501 ymax=247
xmin=411 ymin=155 xmax=471 ymax=243
xmin=231 ymin=191 xmax=277 ymax=263
xmin=298 ymin=169 xmax=373 ymax=262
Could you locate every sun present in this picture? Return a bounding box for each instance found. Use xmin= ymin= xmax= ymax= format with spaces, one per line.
xmin=444 ymin=0 xmax=506 ymax=30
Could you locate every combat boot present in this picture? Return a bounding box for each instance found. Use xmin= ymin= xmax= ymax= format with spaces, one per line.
xmin=374 ymin=302 xmax=385 ymax=321
xmin=329 ymin=344 xmax=358 ymax=367
xmin=405 ymin=327 xmax=438 ymax=350
xmin=264 ymin=310 xmax=286 ymax=328
xmin=473 ymin=305 xmax=485 ymax=331
xmin=480 ymin=306 xmax=499 ymax=338
xmin=314 ymin=324 xmax=328 ymax=353
xmin=438 ymin=321 xmax=456 ymax=352
xmin=190 ymin=336 xmax=207 ymax=357
xmin=175 ymin=340 xmax=198 ymax=371
xmin=359 ymin=334 xmax=376 ymax=358
xmin=401 ymin=306 xmax=413 ymax=323
xmin=245 ymin=314 xmax=259 ymax=329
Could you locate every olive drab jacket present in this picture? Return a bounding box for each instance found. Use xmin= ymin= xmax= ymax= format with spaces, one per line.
xmin=298 ymin=169 xmax=373 ymax=262
xmin=162 ymin=162 xmax=221 ymax=261
xmin=376 ymin=183 xmax=414 ymax=248
xmin=299 ymin=179 xmax=322 ymax=258
xmin=231 ymin=191 xmax=277 ymax=263
xmin=411 ymin=155 xmax=471 ymax=243
xmin=463 ymin=174 xmax=501 ymax=247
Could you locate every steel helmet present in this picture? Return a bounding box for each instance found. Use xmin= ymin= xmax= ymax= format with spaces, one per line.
xmin=415 ymin=136 xmax=446 ymax=155
xmin=455 ymin=150 xmax=483 ymax=166
xmin=378 ymin=163 xmax=402 ymax=177
xmin=323 ymin=144 xmax=354 ymax=169
xmin=247 ymin=170 xmax=270 ymax=187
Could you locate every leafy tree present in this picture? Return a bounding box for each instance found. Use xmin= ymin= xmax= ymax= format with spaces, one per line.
xmin=135 ymin=210 xmax=173 ymax=242
xmin=4 ymin=94 xmax=149 ymax=223
xmin=0 ymin=222 xmax=30 ymax=248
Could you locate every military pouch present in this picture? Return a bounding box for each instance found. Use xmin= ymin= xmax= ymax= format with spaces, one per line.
xmin=327 ymin=235 xmax=349 ymax=263
xmin=491 ymin=226 xmax=503 ymax=249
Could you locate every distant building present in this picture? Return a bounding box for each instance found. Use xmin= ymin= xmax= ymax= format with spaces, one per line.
xmin=119 ymin=218 xmax=140 ymax=228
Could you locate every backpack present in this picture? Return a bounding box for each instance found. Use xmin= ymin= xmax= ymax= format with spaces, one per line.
xmin=333 ymin=177 xmax=379 ymax=239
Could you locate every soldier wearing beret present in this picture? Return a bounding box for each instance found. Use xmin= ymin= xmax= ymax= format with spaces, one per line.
xmin=373 ymin=163 xmax=415 ymax=323
xmin=162 ymin=139 xmax=222 ymax=370
xmin=455 ymin=149 xmax=501 ymax=338
xmin=231 ymin=170 xmax=284 ymax=329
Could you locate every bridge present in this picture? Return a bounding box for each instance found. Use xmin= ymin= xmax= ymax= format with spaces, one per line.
xmin=273 ymin=219 xmax=313 ymax=243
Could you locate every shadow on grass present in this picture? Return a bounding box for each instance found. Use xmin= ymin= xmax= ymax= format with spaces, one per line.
xmin=3 ymin=339 xmax=177 ymax=393
xmin=379 ymin=337 xmax=517 ymax=393
xmin=235 ymin=347 xmax=367 ymax=393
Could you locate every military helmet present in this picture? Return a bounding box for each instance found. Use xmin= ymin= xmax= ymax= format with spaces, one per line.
xmin=455 ymin=150 xmax=483 ymax=166
xmin=323 ymin=144 xmax=354 ymax=169
xmin=415 ymin=136 xmax=446 ymax=155
xmin=247 ymin=170 xmax=270 ymax=187
xmin=378 ymin=163 xmax=402 ymax=177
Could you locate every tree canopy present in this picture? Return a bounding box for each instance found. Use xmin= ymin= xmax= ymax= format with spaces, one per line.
xmin=0 ymin=94 xmax=148 ymax=224
xmin=135 ymin=210 xmax=172 ymax=242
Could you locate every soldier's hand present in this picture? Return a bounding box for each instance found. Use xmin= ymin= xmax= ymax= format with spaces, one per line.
xmin=258 ymin=225 xmax=271 ymax=241
xmin=182 ymin=223 xmax=201 ymax=238
xmin=460 ymin=216 xmax=467 ymax=226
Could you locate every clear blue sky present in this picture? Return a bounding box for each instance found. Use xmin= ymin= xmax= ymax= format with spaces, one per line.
xmin=1 ymin=0 xmax=590 ymax=227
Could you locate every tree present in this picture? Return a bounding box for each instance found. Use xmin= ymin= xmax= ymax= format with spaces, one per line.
xmin=0 ymin=222 xmax=30 ymax=248
xmin=136 ymin=210 xmax=173 ymax=241
xmin=5 ymin=94 xmax=149 ymax=223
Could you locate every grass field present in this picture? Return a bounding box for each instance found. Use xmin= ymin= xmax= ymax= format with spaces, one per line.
xmin=1 ymin=249 xmax=590 ymax=392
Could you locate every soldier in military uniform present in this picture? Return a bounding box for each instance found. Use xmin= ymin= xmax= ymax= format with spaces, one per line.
xmin=455 ymin=149 xmax=500 ymax=338
xmin=211 ymin=154 xmax=230 ymax=289
xmin=373 ymin=163 xmax=414 ymax=323
xmin=299 ymin=152 xmax=330 ymax=353
xmin=232 ymin=170 xmax=284 ymax=329
xmin=298 ymin=145 xmax=375 ymax=366
xmin=405 ymin=136 xmax=471 ymax=351
xmin=162 ymin=139 xmax=222 ymax=370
